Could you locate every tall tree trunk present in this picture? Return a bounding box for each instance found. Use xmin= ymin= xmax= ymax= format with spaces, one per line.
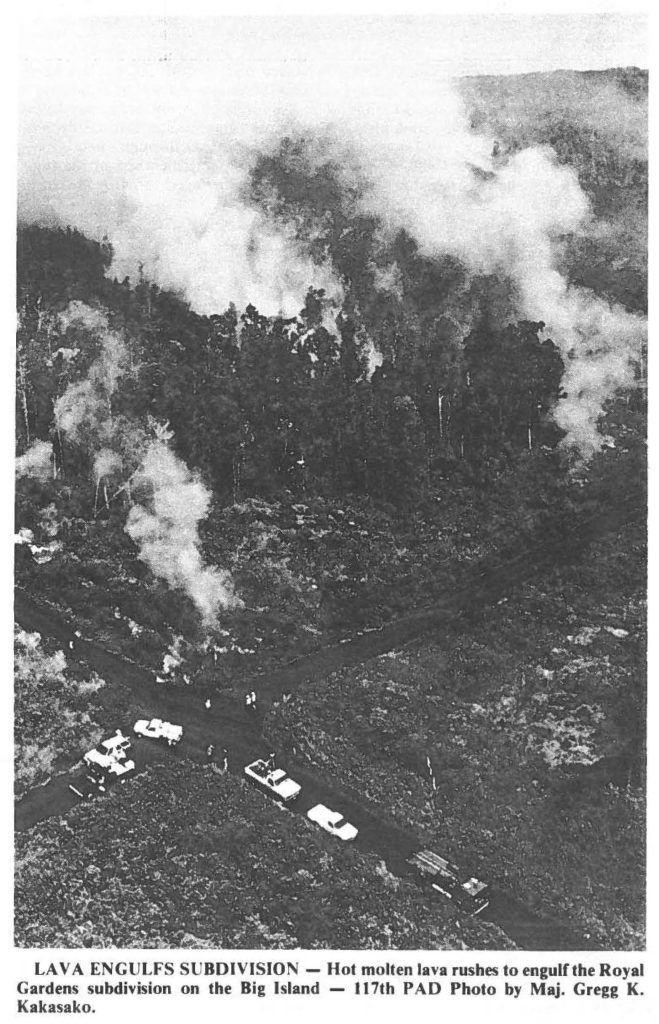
xmin=17 ymin=350 xmax=31 ymax=447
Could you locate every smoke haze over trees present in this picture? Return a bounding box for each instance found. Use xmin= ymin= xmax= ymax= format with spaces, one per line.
xmin=16 ymin=41 xmax=647 ymax=621
xmin=19 ymin=19 xmax=646 ymax=459
xmin=14 ymin=18 xmax=647 ymax=954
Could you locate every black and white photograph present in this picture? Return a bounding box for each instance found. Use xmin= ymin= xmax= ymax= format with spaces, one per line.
xmin=13 ymin=6 xmax=647 ymax=958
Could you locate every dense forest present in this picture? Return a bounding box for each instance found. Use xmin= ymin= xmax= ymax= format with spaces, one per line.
xmin=15 ymin=65 xmax=647 ymax=949
xmin=16 ymin=224 xmax=570 ymax=505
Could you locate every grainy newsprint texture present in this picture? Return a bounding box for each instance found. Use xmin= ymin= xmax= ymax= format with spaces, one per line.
xmin=14 ymin=9 xmax=646 ymax=977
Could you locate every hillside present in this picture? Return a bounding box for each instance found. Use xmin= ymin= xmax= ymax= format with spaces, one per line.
xmin=459 ymin=67 xmax=647 ymax=312
xmin=15 ymin=62 xmax=646 ymax=950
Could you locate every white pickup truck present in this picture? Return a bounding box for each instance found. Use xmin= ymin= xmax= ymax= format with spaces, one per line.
xmin=133 ymin=718 xmax=183 ymax=746
xmin=244 ymin=758 xmax=301 ymax=803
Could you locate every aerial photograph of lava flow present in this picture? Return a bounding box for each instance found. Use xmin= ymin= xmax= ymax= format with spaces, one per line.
xmin=15 ymin=13 xmax=646 ymax=950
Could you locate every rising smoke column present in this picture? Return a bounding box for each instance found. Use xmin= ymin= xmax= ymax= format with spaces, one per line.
xmin=16 ymin=440 xmax=54 ymax=482
xmin=125 ymin=443 xmax=240 ymax=622
xmin=350 ymin=139 xmax=646 ymax=458
xmin=19 ymin=21 xmax=646 ymax=458
xmin=53 ymin=301 xmax=129 ymax=448
xmin=53 ymin=303 xmax=239 ymax=621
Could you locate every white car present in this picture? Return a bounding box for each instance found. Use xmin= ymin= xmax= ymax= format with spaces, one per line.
xmin=307 ymin=804 xmax=358 ymax=841
xmin=83 ymin=731 xmax=131 ymax=769
xmin=244 ymin=759 xmax=301 ymax=802
xmin=84 ymin=749 xmax=117 ymax=772
xmin=83 ymin=751 xmax=136 ymax=792
xmin=98 ymin=730 xmax=132 ymax=760
xmin=133 ymin=718 xmax=183 ymax=746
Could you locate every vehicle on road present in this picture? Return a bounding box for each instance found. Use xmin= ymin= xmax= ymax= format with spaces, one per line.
xmin=244 ymin=758 xmax=301 ymax=802
xmin=307 ymin=804 xmax=358 ymax=841
xmin=407 ymin=849 xmax=490 ymax=915
xmin=84 ymin=730 xmax=132 ymax=768
xmin=97 ymin=730 xmax=132 ymax=761
xmin=70 ymin=753 xmax=137 ymax=798
xmin=133 ymin=718 xmax=183 ymax=746
xmin=71 ymin=730 xmax=135 ymax=798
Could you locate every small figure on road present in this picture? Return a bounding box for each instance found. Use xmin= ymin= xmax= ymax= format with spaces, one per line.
xmin=68 ymin=640 xmax=74 ymax=651
xmin=206 ymin=743 xmax=215 ymax=762
xmin=204 ymin=697 xmax=212 ymax=712
xmin=221 ymin=749 xmax=228 ymax=772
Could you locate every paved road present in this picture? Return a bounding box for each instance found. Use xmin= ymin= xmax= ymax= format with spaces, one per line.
xmin=15 ymin=581 xmax=604 ymax=951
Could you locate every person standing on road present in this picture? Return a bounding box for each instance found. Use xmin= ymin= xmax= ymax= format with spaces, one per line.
xmin=206 ymin=743 xmax=215 ymax=762
xmin=221 ymin=749 xmax=228 ymax=772
xmin=204 ymin=697 xmax=212 ymax=712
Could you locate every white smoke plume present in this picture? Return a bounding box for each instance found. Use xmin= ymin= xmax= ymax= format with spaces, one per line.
xmin=351 ymin=140 xmax=645 ymax=456
xmin=125 ymin=443 xmax=241 ymax=622
xmin=51 ymin=303 xmax=238 ymax=621
xmin=19 ymin=20 xmax=646 ymax=457
xmin=54 ymin=302 xmax=129 ymax=445
xmin=94 ymin=448 xmax=123 ymax=484
xmin=54 ymin=379 xmax=108 ymax=445
xmin=16 ymin=440 xmax=54 ymax=481
xmin=518 ymin=245 xmax=645 ymax=457
xmin=47 ymin=299 xmax=236 ymax=620
xmin=58 ymin=301 xmax=109 ymax=336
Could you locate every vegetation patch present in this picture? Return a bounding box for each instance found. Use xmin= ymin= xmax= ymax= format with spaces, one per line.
xmin=15 ymin=762 xmax=514 ymax=949
xmin=264 ymin=522 xmax=646 ymax=949
xmin=15 ymin=627 xmax=106 ymax=795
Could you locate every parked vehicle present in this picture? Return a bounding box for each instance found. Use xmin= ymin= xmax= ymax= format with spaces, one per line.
xmin=133 ymin=718 xmax=183 ymax=746
xmin=71 ymin=729 xmax=136 ymax=798
xmin=307 ymin=803 xmax=358 ymax=841
xmin=244 ymin=758 xmax=301 ymax=802
xmin=70 ymin=754 xmax=136 ymax=798
xmin=83 ymin=730 xmax=132 ymax=769
xmin=97 ymin=730 xmax=132 ymax=761
xmin=84 ymin=749 xmax=118 ymax=773
xmin=407 ymin=849 xmax=490 ymax=915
